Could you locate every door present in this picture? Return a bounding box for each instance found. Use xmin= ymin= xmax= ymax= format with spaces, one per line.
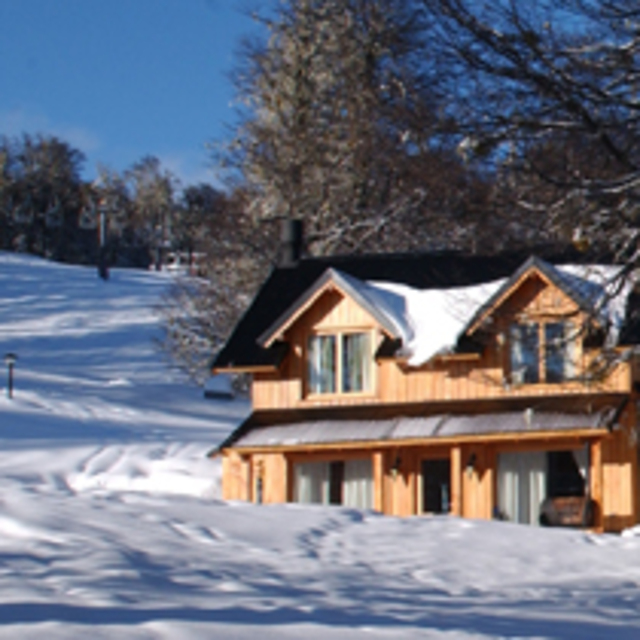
xmin=422 ymin=459 xmax=451 ymax=514
xmin=497 ymin=451 xmax=546 ymax=525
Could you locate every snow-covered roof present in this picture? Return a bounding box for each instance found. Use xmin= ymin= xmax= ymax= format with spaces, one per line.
xmin=370 ymin=277 xmax=506 ymax=365
xmin=257 ymin=257 xmax=634 ymax=368
xmin=258 ymin=267 xmax=408 ymax=347
xmin=365 ymin=258 xmax=633 ymax=367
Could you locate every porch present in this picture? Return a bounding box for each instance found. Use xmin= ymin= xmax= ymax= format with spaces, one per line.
xmin=220 ymin=403 xmax=638 ymax=532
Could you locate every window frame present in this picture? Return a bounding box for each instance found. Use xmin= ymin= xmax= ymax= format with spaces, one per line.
xmin=292 ymin=457 xmax=374 ymax=509
xmin=509 ymin=319 xmax=576 ymax=385
xmin=306 ymin=328 xmax=375 ymax=398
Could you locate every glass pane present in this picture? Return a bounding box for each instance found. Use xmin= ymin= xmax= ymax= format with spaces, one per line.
xmin=294 ymin=462 xmax=330 ymax=503
xmin=308 ymin=335 xmax=336 ymax=394
xmin=343 ymin=459 xmax=373 ymax=509
xmin=510 ymin=323 xmax=539 ymax=384
xmin=497 ymin=451 xmax=547 ymax=525
xmin=547 ymin=451 xmax=585 ymax=498
xmin=545 ymin=322 xmax=573 ymax=383
xmin=341 ymin=333 xmax=370 ymax=392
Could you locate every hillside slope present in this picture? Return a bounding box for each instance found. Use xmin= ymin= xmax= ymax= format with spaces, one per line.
xmin=0 ymin=252 xmax=640 ymax=639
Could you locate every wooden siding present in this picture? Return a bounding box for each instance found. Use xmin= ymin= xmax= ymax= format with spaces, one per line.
xmin=253 ymin=278 xmax=632 ymax=410
xmin=250 ymin=453 xmax=287 ymax=504
xmin=601 ymin=402 xmax=638 ymax=531
xmin=221 ymin=451 xmax=251 ymax=501
xmin=450 ymin=446 xmax=462 ymax=516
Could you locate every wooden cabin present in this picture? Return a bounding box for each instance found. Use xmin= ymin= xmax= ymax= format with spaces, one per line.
xmin=212 ymin=248 xmax=640 ymax=532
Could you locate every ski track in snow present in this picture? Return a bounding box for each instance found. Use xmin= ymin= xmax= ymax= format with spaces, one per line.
xmin=1 ymin=251 xmax=640 ymax=638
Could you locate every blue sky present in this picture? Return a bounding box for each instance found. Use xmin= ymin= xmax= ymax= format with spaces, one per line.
xmin=0 ymin=0 xmax=264 ymax=187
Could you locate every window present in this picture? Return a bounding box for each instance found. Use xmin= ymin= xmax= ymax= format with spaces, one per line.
xmin=546 ymin=450 xmax=586 ymax=498
xmin=342 ymin=333 xmax=370 ymax=392
xmin=510 ymin=321 xmax=575 ymax=384
xmin=308 ymin=335 xmax=336 ymax=394
xmin=545 ymin=322 xmax=575 ymax=383
xmin=307 ymin=332 xmax=371 ymax=395
xmin=293 ymin=459 xmax=373 ymax=508
xmin=496 ymin=448 xmax=587 ymax=525
xmin=510 ymin=323 xmax=539 ymax=384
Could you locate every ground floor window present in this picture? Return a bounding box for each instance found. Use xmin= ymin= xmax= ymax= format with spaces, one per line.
xmin=497 ymin=448 xmax=588 ymax=525
xmin=293 ymin=459 xmax=373 ymax=509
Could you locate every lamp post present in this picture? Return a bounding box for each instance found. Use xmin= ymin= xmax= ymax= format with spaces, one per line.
xmin=97 ymin=196 xmax=109 ymax=281
xmin=4 ymin=353 xmax=16 ymax=399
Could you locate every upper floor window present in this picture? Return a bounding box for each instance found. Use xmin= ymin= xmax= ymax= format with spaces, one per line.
xmin=510 ymin=323 xmax=540 ymax=384
xmin=545 ymin=322 xmax=575 ymax=383
xmin=510 ymin=321 xmax=575 ymax=384
xmin=308 ymin=332 xmax=371 ymax=395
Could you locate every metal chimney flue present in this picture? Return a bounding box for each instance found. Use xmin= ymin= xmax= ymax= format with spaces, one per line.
xmin=280 ymin=219 xmax=304 ymax=267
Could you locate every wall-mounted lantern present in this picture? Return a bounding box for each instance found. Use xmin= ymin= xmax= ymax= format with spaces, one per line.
xmin=4 ymin=353 xmax=16 ymax=399
xmin=466 ymin=453 xmax=477 ymax=478
xmin=392 ymin=454 xmax=402 ymax=479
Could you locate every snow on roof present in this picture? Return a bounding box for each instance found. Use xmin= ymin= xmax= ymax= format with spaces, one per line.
xmin=331 ymin=269 xmax=409 ymax=339
xmin=370 ymin=278 xmax=504 ymax=365
xmin=366 ymin=261 xmax=633 ymax=367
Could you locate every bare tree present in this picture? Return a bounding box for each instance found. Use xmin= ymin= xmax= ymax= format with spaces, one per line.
xmin=157 ymin=188 xmax=271 ymax=385
xmin=1 ymin=134 xmax=87 ymax=260
xmin=175 ymin=184 xmax=226 ymax=271
xmin=221 ymin=0 xmax=480 ymax=256
xmin=423 ymin=0 xmax=640 ymax=262
xmin=125 ymin=156 xmax=177 ymax=269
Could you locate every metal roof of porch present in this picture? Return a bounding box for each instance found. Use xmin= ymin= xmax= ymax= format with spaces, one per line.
xmin=230 ymin=409 xmax=613 ymax=450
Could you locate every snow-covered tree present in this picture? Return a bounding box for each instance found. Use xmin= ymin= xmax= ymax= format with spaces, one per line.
xmin=223 ymin=0 xmax=481 ymax=255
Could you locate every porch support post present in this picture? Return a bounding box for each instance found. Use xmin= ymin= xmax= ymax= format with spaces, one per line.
xmin=590 ymin=440 xmax=604 ymax=532
xmin=372 ymin=450 xmax=385 ymax=512
xmin=450 ymin=446 xmax=462 ymax=517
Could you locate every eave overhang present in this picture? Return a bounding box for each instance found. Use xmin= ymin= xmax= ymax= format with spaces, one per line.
xmin=217 ymin=428 xmax=609 ymax=456
xmin=257 ymin=268 xmax=403 ymax=348
xmin=213 ymin=394 xmax=627 ymax=456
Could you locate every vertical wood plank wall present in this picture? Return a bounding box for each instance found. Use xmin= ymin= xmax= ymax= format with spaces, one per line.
xmin=221 ymin=452 xmax=251 ymax=501
xmin=250 ymin=453 xmax=287 ymax=504
xmin=601 ymin=404 xmax=637 ymax=531
xmin=450 ymin=447 xmax=462 ymax=516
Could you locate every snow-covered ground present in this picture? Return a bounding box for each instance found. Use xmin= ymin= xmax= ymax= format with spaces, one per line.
xmin=1 ymin=252 xmax=640 ymax=639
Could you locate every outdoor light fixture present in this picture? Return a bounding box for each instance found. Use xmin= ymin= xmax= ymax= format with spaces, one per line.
xmin=4 ymin=353 xmax=17 ymax=399
xmin=392 ymin=454 xmax=402 ymax=479
xmin=466 ymin=453 xmax=477 ymax=478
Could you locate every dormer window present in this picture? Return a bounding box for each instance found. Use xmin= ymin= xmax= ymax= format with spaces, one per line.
xmin=510 ymin=321 xmax=575 ymax=385
xmin=545 ymin=322 xmax=576 ymax=383
xmin=308 ymin=332 xmax=371 ymax=395
xmin=510 ymin=323 xmax=539 ymax=384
